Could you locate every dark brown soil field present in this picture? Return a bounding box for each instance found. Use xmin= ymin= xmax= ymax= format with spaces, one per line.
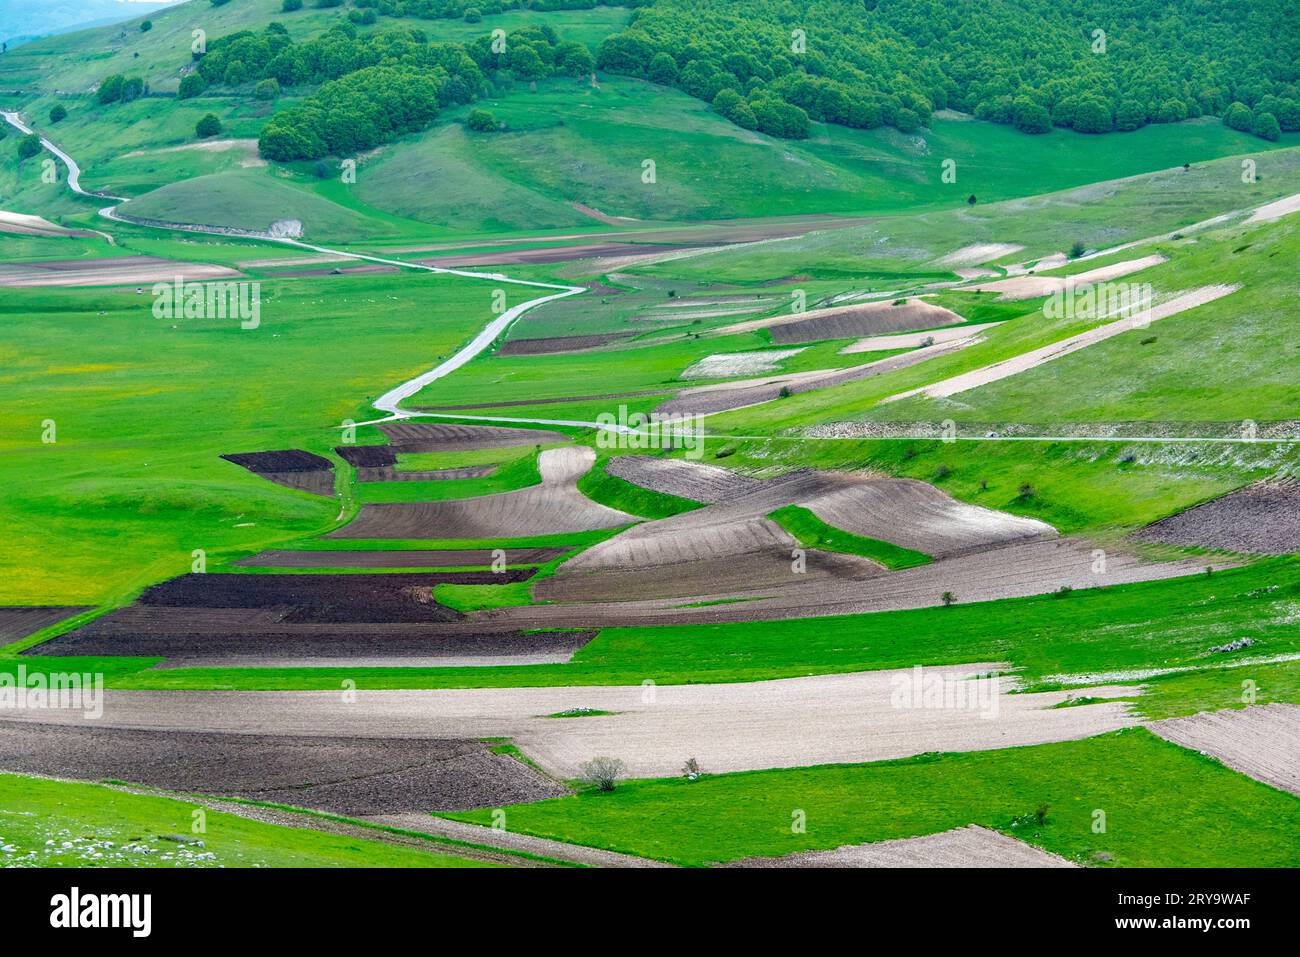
xmin=335 ymin=445 xmax=397 ymax=468
xmin=499 ymin=332 xmax=638 ymax=355
xmin=0 ymin=606 xmax=91 ymax=644
xmin=0 ymin=723 xmax=567 ymax=813
xmin=27 ymin=613 xmax=591 ymax=661
xmin=220 ymin=449 xmax=335 ymax=496
xmin=356 ymin=465 xmax=497 ymax=483
xmin=379 ymin=421 xmax=568 ymax=451
xmin=1134 ymin=480 xmax=1300 ymax=554
xmin=233 ymin=548 xmax=566 ymax=568
xmin=133 ymin=571 xmax=531 ymax=622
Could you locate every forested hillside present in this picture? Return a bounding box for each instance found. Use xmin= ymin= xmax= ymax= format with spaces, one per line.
xmin=596 ymin=0 xmax=1300 ymax=140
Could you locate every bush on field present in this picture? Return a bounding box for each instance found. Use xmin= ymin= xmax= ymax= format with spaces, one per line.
xmin=179 ymin=73 xmax=207 ymax=99
xmin=195 ymin=113 xmax=222 ymax=138
xmin=579 ymin=757 xmax=626 ymax=792
xmin=49 ymin=104 xmax=67 ymax=123
xmin=466 ymin=108 xmax=498 ymax=132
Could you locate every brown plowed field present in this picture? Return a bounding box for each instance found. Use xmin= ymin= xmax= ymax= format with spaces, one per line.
xmin=604 ymin=455 xmax=763 ymax=504
xmin=221 ymin=449 xmax=335 ymax=496
xmin=0 ymin=256 xmax=242 ymax=288
xmin=1133 ymin=480 xmax=1300 ymax=555
xmin=233 ymin=547 xmax=566 ymax=568
xmin=332 ymin=447 xmax=636 ymax=539
xmin=28 ymin=612 xmax=591 ymax=662
xmin=546 ymin=468 xmax=1054 ymax=606
xmin=0 ymin=606 xmax=92 ymax=644
xmin=499 ymin=332 xmax=638 ymax=355
xmin=1 ymin=669 xmax=1139 ymax=780
xmin=335 ymin=445 xmax=397 ymax=468
xmin=356 ymin=465 xmax=497 ymax=483
xmin=718 ymin=299 xmax=963 ymax=341
xmin=509 ymin=538 xmax=1210 ymax=627
xmin=1149 ymin=704 xmax=1300 ymax=795
xmin=731 ymin=826 xmax=1077 ymax=868
xmin=655 ymin=338 xmax=972 ymax=416
xmin=540 ymin=470 xmax=882 ymax=602
xmin=132 ymin=571 xmax=529 ymax=622
xmin=799 ymin=475 xmax=1055 ymax=557
xmin=378 ymin=421 xmax=568 ymax=451
xmin=0 ymin=724 xmax=567 ymax=813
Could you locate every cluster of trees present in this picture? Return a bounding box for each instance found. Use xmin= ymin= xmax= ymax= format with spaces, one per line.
xmin=168 ymin=20 xmax=594 ymax=160
xmin=260 ymin=65 xmax=443 ymax=158
xmin=97 ymin=73 xmax=147 ymax=104
xmin=592 ymin=0 xmax=1299 ymax=140
xmin=353 ymin=0 xmax=640 ymax=21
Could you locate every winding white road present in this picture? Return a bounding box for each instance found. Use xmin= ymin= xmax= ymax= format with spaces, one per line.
xmin=1 ymin=109 xmax=584 ymax=423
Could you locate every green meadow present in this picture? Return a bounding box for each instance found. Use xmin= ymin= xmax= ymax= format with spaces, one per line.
xmin=446 ymin=730 xmax=1300 ymax=867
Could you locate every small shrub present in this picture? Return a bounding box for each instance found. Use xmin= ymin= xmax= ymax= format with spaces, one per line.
xmin=934 ymin=464 xmax=951 ymax=480
xmin=579 ymin=756 xmax=626 ymax=792
xmin=778 ymin=385 xmax=793 ymax=398
xmin=1035 ymin=803 xmax=1050 ymax=825
xmin=254 ymin=78 xmax=281 ymax=101
xmin=1053 ymin=585 xmax=1073 ymax=598
xmin=282 ymin=0 xmax=303 ymax=9
xmin=941 ymin=591 xmax=955 ymax=607
xmin=195 ymin=113 xmax=222 ymax=138
xmin=466 ymin=108 xmax=498 ymax=132
xmin=140 ymin=21 xmax=153 ymax=33
xmin=464 ymin=6 xmax=482 ymax=22
xmin=49 ymin=104 xmax=67 ymax=123
xmin=682 ymin=757 xmax=702 ymax=781
xmin=1017 ymin=481 xmax=1036 ymax=498
xmin=1069 ymin=240 xmax=1086 ymax=258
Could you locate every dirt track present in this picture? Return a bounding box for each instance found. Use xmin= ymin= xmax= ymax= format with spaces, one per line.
xmin=1148 ymin=704 xmax=1300 ymax=795
xmin=0 ymin=666 xmax=1142 ymax=779
xmin=730 ymin=825 xmax=1076 ymax=868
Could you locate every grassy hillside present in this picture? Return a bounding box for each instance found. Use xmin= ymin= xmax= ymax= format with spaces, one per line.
xmin=0 ymin=268 xmax=538 ymax=604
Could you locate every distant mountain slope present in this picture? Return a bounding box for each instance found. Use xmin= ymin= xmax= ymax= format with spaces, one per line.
xmin=0 ymin=0 xmax=178 ymax=47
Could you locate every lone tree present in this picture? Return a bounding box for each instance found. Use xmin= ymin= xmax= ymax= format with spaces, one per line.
xmin=49 ymin=104 xmax=67 ymax=123
xmin=579 ymin=757 xmax=627 ymax=792
xmin=195 ymin=113 xmax=222 ymax=139
xmin=966 ymin=194 xmax=977 ymax=206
